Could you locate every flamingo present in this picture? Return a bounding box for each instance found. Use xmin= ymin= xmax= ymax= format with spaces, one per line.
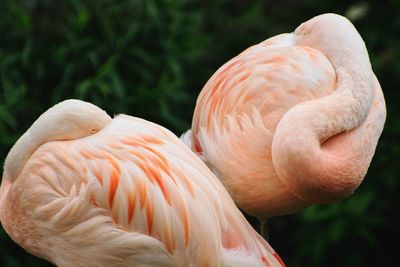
xmin=0 ymin=100 xmax=284 ymax=267
xmin=183 ymin=13 xmax=386 ymax=235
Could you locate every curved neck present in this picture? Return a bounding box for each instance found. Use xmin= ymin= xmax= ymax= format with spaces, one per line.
xmin=272 ymin=45 xmax=383 ymax=204
xmin=3 ymin=122 xmax=49 ymax=182
xmin=309 ymin=52 xmax=373 ymax=142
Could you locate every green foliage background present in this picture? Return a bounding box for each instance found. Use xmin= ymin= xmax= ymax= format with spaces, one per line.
xmin=0 ymin=0 xmax=398 ymax=266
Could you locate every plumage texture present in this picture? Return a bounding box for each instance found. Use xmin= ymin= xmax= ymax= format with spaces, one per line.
xmin=186 ymin=13 xmax=386 ymax=218
xmin=0 ymin=100 xmax=284 ymax=267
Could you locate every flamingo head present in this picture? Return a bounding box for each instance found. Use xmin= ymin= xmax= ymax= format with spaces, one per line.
xmin=294 ymin=13 xmax=369 ymax=66
xmin=2 ymin=99 xmax=112 ymax=187
xmin=39 ymin=99 xmax=112 ymax=139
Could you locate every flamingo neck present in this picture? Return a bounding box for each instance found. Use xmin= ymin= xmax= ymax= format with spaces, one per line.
xmin=0 ymin=122 xmax=46 ymax=221
xmin=272 ymin=45 xmax=377 ymax=204
xmin=3 ymin=126 xmax=47 ymax=183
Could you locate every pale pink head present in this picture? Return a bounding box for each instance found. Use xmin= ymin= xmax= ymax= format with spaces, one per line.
xmin=1 ymin=99 xmax=112 ymax=203
xmin=294 ymin=13 xmax=370 ymax=65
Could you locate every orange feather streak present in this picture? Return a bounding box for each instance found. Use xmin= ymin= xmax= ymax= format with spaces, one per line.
xmin=177 ymin=196 xmax=189 ymax=246
xmin=145 ymin=198 xmax=154 ymax=234
xmin=130 ymin=150 xmax=171 ymax=205
xmin=107 ymin=157 xmax=121 ymax=208
xmin=139 ymin=181 xmax=147 ymax=209
xmin=127 ymin=190 xmax=136 ymax=224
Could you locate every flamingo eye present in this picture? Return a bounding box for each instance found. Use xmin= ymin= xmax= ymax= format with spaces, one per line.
xmin=300 ymin=27 xmax=309 ymax=36
xmin=295 ymin=24 xmax=310 ymax=37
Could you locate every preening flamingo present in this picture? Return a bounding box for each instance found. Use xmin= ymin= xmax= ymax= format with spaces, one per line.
xmin=183 ymin=13 xmax=386 ymax=233
xmin=0 ymin=100 xmax=284 ymax=267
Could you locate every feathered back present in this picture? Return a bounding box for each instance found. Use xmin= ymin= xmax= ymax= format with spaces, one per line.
xmin=1 ymin=113 xmax=283 ymax=267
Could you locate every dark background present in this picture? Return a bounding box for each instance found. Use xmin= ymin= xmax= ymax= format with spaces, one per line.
xmin=0 ymin=0 xmax=399 ymax=266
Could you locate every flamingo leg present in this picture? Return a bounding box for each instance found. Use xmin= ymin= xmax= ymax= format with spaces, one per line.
xmin=259 ymin=218 xmax=269 ymax=241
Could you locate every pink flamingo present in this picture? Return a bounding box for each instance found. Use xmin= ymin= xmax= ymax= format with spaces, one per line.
xmin=0 ymin=100 xmax=284 ymax=267
xmin=183 ymin=13 xmax=386 ymax=235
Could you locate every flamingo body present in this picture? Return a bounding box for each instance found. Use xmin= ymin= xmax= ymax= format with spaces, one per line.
xmin=189 ymin=33 xmax=337 ymax=216
xmin=186 ymin=14 xmax=386 ymax=218
xmin=0 ymin=100 xmax=283 ymax=267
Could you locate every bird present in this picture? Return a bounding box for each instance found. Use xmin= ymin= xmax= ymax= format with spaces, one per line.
xmin=0 ymin=99 xmax=285 ymax=267
xmin=182 ymin=13 xmax=386 ymax=236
